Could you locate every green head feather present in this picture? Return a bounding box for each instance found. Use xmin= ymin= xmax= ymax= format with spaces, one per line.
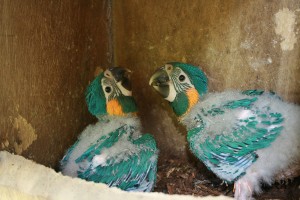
xmin=117 ymin=96 xmax=138 ymax=113
xmin=149 ymin=62 xmax=208 ymax=117
xmin=85 ymin=73 xmax=107 ymax=117
xmin=169 ymin=62 xmax=208 ymax=97
xmin=85 ymin=71 xmax=138 ymax=118
xmin=171 ymin=92 xmax=189 ymax=116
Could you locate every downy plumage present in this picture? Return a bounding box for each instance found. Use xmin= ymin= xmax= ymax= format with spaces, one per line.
xmin=149 ymin=62 xmax=300 ymax=199
xmin=61 ymin=67 xmax=158 ymax=192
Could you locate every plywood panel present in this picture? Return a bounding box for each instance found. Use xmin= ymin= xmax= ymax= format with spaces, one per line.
xmin=113 ymin=0 xmax=300 ymax=158
xmin=0 ymin=0 xmax=112 ymax=167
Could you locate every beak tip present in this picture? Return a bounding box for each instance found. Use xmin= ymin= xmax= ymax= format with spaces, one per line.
xmin=149 ymin=80 xmax=153 ymax=86
xmin=149 ymin=68 xmax=170 ymax=87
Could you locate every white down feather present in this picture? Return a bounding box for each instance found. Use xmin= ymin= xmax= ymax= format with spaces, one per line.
xmin=61 ymin=115 xmax=142 ymax=177
xmin=181 ymin=90 xmax=300 ymax=199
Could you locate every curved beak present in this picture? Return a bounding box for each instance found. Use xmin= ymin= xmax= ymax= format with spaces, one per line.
xmin=149 ymin=67 xmax=170 ymax=98
xmin=109 ymin=67 xmax=132 ymax=91
xmin=149 ymin=67 xmax=169 ymax=86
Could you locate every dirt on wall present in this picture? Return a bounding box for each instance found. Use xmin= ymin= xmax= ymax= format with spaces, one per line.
xmin=0 ymin=0 xmax=112 ymax=167
xmin=113 ymin=0 xmax=300 ymax=159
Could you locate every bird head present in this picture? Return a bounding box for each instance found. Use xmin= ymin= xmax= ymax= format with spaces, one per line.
xmin=149 ymin=62 xmax=208 ymax=117
xmin=85 ymin=67 xmax=137 ymax=118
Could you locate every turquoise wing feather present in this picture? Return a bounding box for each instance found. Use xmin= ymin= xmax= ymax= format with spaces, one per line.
xmin=79 ymin=134 xmax=157 ymax=191
xmin=74 ymin=125 xmax=158 ymax=191
xmin=75 ymin=125 xmax=128 ymax=164
xmin=60 ymin=140 xmax=79 ymax=167
xmin=188 ymin=90 xmax=284 ymax=182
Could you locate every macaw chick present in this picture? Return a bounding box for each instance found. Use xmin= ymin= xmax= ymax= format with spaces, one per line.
xmin=60 ymin=67 xmax=158 ymax=192
xmin=149 ymin=62 xmax=300 ymax=199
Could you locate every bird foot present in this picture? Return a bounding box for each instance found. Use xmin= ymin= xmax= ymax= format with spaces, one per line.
xmin=234 ymin=180 xmax=253 ymax=200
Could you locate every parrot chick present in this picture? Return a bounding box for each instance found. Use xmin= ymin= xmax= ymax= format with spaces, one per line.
xmin=149 ymin=62 xmax=300 ymax=199
xmin=60 ymin=67 xmax=158 ymax=192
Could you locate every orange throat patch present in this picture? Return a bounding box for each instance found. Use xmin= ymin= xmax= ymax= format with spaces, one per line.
xmin=106 ymin=99 xmax=125 ymax=116
xmin=186 ymin=87 xmax=200 ymax=114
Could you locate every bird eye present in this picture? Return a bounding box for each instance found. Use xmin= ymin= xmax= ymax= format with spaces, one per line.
xmin=105 ymin=86 xmax=112 ymax=93
xmin=179 ymin=75 xmax=185 ymax=82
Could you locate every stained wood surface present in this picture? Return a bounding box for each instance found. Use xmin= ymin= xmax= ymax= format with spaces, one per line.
xmin=0 ymin=0 xmax=299 ymax=166
xmin=113 ymin=0 xmax=300 ymax=158
xmin=0 ymin=0 xmax=112 ymax=167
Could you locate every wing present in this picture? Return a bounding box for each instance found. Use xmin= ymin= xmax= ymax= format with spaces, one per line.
xmin=60 ymin=140 xmax=79 ymax=169
xmin=188 ymin=90 xmax=284 ymax=182
xmin=75 ymin=126 xmax=158 ymax=192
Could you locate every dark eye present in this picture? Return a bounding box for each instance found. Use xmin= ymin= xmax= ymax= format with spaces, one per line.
xmin=105 ymin=86 xmax=111 ymax=93
xmin=179 ymin=75 xmax=185 ymax=82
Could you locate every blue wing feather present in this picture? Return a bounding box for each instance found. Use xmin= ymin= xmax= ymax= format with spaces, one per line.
xmin=78 ymin=133 xmax=158 ymax=191
xmin=188 ymin=91 xmax=284 ymax=182
xmin=62 ymin=124 xmax=158 ymax=192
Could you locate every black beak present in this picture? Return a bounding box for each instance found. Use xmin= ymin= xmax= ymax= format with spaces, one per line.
xmin=149 ymin=67 xmax=169 ymax=86
xmin=149 ymin=67 xmax=170 ymax=98
xmin=109 ymin=67 xmax=132 ymax=91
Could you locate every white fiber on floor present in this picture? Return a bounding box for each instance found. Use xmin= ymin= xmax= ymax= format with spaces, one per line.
xmin=0 ymin=151 xmax=232 ymax=200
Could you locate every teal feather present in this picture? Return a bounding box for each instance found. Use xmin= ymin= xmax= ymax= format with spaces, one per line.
xmin=60 ymin=140 xmax=79 ymax=166
xmin=118 ymin=96 xmax=138 ymax=113
xmin=85 ymin=73 xmax=107 ymax=117
xmin=223 ymin=98 xmax=257 ymax=109
xmin=242 ymin=89 xmax=282 ymax=100
xmin=75 ymin=125 xmax=127 ymax=164
xmin=75 ymin=125 xmax=158 ymax=191
xmin=170 ymin=92 xmax=189 ymax=116
xmin=242 ymin=89 xmax=264 ymax=96
xmin=187 ymin=90 xmax=284 ymax=182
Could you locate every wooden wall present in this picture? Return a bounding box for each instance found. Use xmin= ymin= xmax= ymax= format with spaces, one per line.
xmin=0 ymin=0 xmax=112 ymax=167
xmin=0 ymin=0 xmax=299 ymax=165
xmin=113 ymin=0 xmax=300 ymax=159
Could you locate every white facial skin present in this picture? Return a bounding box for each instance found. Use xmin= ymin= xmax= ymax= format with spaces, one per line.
xmin=163 ymin=64 xmax=177 ymax=102
xmin=158 ymin=64 xmax=194 ymax=102
xmin=101 ymin=69 xmax=132 ymax=102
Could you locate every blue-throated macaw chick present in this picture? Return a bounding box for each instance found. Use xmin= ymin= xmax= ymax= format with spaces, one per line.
xmin=61 ymin=67 xmax=158 ymax=192
xmin=149 ymin=62 xmax=300 ymax=200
